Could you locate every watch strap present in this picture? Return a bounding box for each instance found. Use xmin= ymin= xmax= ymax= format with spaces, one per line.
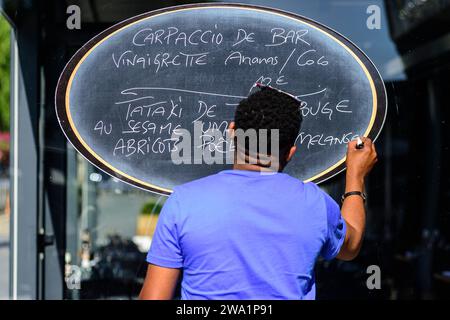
xmin=341 ymin=191 xmax=366 ymax=203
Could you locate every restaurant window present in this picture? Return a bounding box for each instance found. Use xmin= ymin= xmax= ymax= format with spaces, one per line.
xmin=1 ymin=0 xmax=448 ymax=299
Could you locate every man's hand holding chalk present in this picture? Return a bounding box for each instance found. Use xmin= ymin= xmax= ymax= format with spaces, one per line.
xmin=356 ymin=136 xmax=364 ymax=149
xmin=346 ymin=136 xmax=378 ymax=181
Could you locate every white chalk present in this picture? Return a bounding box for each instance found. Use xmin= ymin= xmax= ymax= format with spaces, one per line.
xmin=356 ymin=136 xmax=364 ymax=149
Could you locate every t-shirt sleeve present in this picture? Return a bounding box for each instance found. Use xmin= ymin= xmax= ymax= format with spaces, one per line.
xmin=320 ymin=192 xmax=347 ymax=261
xmin=146 ymin=191 xmax=183 ymax=268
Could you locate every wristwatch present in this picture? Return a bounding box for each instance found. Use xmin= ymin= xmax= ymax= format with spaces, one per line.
xmin=341 ymin=191 xmax=366 ymax=203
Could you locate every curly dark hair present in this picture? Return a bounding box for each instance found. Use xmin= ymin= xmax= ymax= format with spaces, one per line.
xmin=234 ymin=87 xmax=302 ymax=168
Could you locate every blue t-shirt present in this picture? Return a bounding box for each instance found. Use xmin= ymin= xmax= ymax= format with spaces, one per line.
xmin=147 ymin=169 xmax=346 ymax=300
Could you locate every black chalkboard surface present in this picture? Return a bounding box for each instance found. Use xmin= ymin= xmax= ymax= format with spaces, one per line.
xmin=56 ymin=3 xmax=387 ymax=195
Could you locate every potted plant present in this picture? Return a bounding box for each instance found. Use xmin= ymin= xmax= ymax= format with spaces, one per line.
xmin=136 ymin=199 xmax=164 ymax=236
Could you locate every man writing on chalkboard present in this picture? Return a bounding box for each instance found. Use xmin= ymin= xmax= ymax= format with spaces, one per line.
xmin=139 ymin=85 xmax=378 ymax=300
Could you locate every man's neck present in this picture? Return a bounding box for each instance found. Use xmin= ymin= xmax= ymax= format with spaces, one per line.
xmin=232 ymin=163 xmax=282 ymax=173
xmin=232 ymin=149 xmax=285 ymax=172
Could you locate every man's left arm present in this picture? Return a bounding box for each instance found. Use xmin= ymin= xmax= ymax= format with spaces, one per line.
xmin=139 ymin=191 xmax=184 ymax=300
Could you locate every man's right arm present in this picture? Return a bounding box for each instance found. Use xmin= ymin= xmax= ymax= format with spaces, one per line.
xmin=337 ymin=138 xmax=377 ymax=261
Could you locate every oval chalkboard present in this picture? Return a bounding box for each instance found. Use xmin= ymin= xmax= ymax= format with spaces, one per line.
xmin=56 ymin=3 xmax=387 ymax=195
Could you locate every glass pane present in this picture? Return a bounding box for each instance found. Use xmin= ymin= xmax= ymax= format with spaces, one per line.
xmin=65 ymin=151 xmax=165 ymax=299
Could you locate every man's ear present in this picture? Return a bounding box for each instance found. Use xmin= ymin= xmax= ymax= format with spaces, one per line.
xmin=228 ymin=121 xmax=236 ymax=138
xmin=286 ymin=145 xmax=297 ymax=162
